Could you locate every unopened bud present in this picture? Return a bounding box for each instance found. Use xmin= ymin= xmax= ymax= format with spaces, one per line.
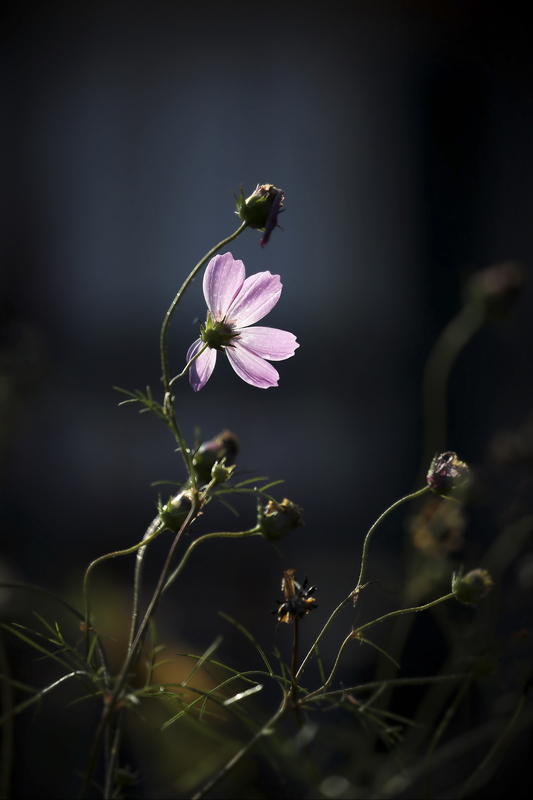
xmin=210 ymin=459 xmax=235 ymax=484
xmin=257 ymin=498 xmax=304 ymax=542
xmin=193 ymin=430 xmax=239 ymax=485
xmin=452 ymin=568 xmax=493 ymax=605
xmin=158 ymin=489 xmax=193 ymax=533
xmin=234 ymin=184 xmax=284 ymax=245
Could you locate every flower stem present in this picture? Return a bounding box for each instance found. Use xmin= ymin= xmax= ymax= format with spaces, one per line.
xmin=296 ymin=593 xmax=354 ymax=682
xmin=162 ymin=527 xmax=261 ymax=595
xmin=168 ymin=342 xmax=209 ymax=386
xmin=355 ymin=485 xmax=430 ymax=591
xmin=83 ymin=523 xmax=164 ymax=657
xmin=80 ymin=500 xmax=201 ymax=799
xmin=353 ymin=593 xmax=455 ymax=640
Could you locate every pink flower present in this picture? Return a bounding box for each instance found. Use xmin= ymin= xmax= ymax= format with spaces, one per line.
xmin=187 ymin=253 xmax=298 ymax=391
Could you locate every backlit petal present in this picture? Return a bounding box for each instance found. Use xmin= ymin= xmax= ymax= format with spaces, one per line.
xmin=187 ymin=339 xmax=217 ymax=392
xmin=227 ymin=271 xmax=282 ymax=327
xmin=203 ymin=253 xmax=245 ymax=320
xmin=226 ymin=343 xmax=280 ymax=388
xmin=234 ymin=326 xmax=299 ymax=361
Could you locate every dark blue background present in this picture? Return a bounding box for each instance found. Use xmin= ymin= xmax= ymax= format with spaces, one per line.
xmin=2 ymin=2 xmax=533 ymax=797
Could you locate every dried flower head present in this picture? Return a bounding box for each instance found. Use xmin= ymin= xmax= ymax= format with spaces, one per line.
xmin=452 ymin=567 xmax=494 ymax=605
xmin=274 ymin=569 xmax=317 ymax=624
xmin=427 ymin=452 xmax=470 ymax=497
xmin=187 ymin=253 xmax=298 ymax=391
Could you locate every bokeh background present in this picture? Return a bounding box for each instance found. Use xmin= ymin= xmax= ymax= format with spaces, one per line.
xmin=2 ymin=1 xmax=533 ymax=797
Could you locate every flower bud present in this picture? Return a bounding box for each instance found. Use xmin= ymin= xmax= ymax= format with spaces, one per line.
xmin=427 ymin=452 xmax=470 ymax=497
xmin=257 ymin=498 xmax=304 ymax=542
xmin=463 ymin=261 xmax=524 ymax=321
xmin=192 ymin=430 xmax=239 ymax=485
xmin=158 ymin=489 xmax=193 ymax=533
xmin=234 ymin=184 xmax=284 ymax=245
xmin=210 ymin=459 xmax=235 ymax=484
xmin=452 ymin=567 xmax=494 ymax=605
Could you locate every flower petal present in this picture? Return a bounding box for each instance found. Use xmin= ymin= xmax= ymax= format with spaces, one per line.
xmin=234 ymin=326 xmax=299 ymax=361
xmin=203 ymin=253 xmax=245 ymax=320
xmin=226 ymin=271 xmax=282 ymax=327
xmin=226 ymin=342 xmax=280 ymax=388
xmin=187 ymin=339 xmax=217 ymax=392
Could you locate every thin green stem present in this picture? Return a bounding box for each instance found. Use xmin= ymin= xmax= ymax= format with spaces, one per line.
xmin=295 ymin=488 xmax=431 ymax=684
xmin=83 ymin=523 xmax=164 ymax=658
xmin=162 ymin=527 xmax=261 ymax=595
xmin=80 ymin=502 xmax=199 ymax=799
xmin=291 ymin=619 xmax=299 ymax=705
xmin=322 ymin=632 xmax=355 ymax=690
xmin=127 ymin=517 xmax=163 ymax=655
xmin=160 ymin=221 xmax=247 ymax=394
xmin=353 ymin=593 xmax=455 ymax=640
xmin=356 ymin=485 xmax=430 ymax=591
xmin=169 ymin=342 xmax=209 ymax=386
xmin=296 ymin=593 xmax=354 ymax=682
xmin=302 ymin=673 xmax=470 ymax=704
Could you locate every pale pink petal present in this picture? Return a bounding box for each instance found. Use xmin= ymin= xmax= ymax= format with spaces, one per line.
xmin=226 ymin=271 xmax=282 ymax=327
xmin=226 ymin=343 xmax=280 ymax=388
xmin=203 ymin=253 xmax=245 ymax=320
xmin=234 ymin=326 xmax=299 ymax=361
xmin=187 ymin=339 xmax=217 ymax=392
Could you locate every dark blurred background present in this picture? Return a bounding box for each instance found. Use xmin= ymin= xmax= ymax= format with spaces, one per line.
xmin=2 ymin=1 xmax=533 ymax=798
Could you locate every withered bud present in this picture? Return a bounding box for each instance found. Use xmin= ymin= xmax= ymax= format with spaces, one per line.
xmin=427 ymin=452 xmax=470 ymax=497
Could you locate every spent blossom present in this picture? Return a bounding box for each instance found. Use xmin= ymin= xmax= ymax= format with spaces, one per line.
xmin=187 ymin=253 xmax=298 ymax=391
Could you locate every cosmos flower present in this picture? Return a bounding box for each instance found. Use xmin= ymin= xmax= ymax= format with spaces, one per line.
xmin=187 ymin=253 xmax=298 ymax=391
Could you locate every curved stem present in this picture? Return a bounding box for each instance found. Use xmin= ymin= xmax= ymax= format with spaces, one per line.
xmin=127 ymin=516 xmax=163 ymax=655
xmin=83 ymin=523 xmax=164 ymax=657
xmin=80 ymin=502 xmax=199 ymax=799
xmin=169 ymin=342 xmax=209 ymax=386
xmin=353 ymin=593 xmax=455 ymax=640
xmin=322 ymin=632 xmax=355 ymax=690
xmin=162 ymin=527 xmax=261 ymax=595
xmin=355 ymin=485 xmax=430 ymax=591
xmin=296 ymin=593 xmax=354 ymax=682
xmin=160 ymin=221 xmax=247 ymax=394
